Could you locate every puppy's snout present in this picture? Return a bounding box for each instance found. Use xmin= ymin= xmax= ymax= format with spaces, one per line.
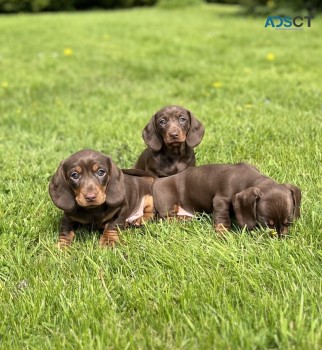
xmin=170 ymin=130 xmax=179 ymax=138
xmin=85 ymin=192 xmax=97 ymax=202
xmin=169 ymin=128 xmax=180 ymax=139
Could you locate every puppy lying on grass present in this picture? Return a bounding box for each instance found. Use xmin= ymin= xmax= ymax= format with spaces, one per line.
xmin=153 ymin=163 xmax=301 ymax=236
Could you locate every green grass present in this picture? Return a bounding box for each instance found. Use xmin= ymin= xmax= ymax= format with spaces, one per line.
xmin=0 ymin=4 xmax=322 ymax=349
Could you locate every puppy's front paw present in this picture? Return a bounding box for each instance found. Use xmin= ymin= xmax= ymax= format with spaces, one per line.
xmin=57 ymin=231 xmax=75 ymax=249
xmin=99 ymin=230 xmax=119 ymax=247
xmin=214 ymin=223 xmax=229 ymax=237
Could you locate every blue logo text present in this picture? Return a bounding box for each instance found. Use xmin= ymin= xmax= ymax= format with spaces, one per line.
xmin=264 ymin=16 xmax=313 ymax=30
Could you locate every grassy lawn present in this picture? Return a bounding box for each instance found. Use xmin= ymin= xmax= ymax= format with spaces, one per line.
xmin=0 ymin=4 xmax=321 ymax=349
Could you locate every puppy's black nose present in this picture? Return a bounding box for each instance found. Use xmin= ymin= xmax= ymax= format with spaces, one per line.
xmin=85 ymin=193 xmax=97 ymax=202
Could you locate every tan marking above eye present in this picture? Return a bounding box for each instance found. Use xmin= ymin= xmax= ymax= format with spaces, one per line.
xmin=75 ymin=166 xmax=82 ymax=173
xmin=269 ymin=220 xmax=274 ymax=226
xmin=92 ymin=164 xmax=99 ymax=172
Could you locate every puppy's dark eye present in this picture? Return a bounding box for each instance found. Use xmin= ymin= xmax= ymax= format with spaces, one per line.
xmin=158 ymin=119 xmax=166 ymax=126
xmin=179 ymin=116 xmax=187 ymax=124
xmin=70 ymin=172 xmax=79 ymax=180
xmin=97 ymin=169 xmax=106 ymax=177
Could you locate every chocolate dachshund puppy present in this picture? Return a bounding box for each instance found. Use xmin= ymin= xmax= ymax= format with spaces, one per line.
xmin=49 ymin=150 xmax=154 ymax=247
xmin=153 ymin=163 xmax=301 ymax=236
xmin=135 ymin=105 xmax=205 ymax=177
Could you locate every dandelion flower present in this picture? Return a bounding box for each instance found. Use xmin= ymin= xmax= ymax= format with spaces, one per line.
xmin=266 ymin=53 xmax=275 ymax=61
xmin=1 ymin=81 xmax=8 ymax=88
xmin=212 ymin=81 xmax=223 ymax=88
xmin=270 ymin=230 xmax=278 ymax=236
xmin=63 ymin=48 xmax=73 ymax=56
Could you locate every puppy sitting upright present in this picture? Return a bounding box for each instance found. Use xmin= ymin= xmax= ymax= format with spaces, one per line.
xmin=153 ymin=163 xmax=301 ymax=236
xmin=49 ymin=150 xmax=154 ymax=247
xmin=135 ymin=105 xmax=205 ymax=177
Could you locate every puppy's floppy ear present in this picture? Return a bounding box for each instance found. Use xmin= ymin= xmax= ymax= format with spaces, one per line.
xmin=105 ymin=157 xmax=126 ymax=206
xmin=142 ymin=115 xmax=162 ymax=151
xmin=233 ymin=187 xmax=261 ymax=230
xmin=283 ymin=183 xmax=301 ymax=218
xmin=186 ymin=111 xmax=205 ymax=148
xmin=49 ymin=161 xmax=76 ymax=212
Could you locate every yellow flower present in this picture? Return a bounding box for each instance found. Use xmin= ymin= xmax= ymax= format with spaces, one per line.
xmin=212 ymin=81 xmax=223 ymax=88
xmin=266 ymin=53 xmax=275 ymax=61
xmin=1 ymin=81 xmax=8 ymax=88
xmin=63 ymin=48 xmax=73 ymax=56
xmin=269 ymin=230 xmax=278 ymax=236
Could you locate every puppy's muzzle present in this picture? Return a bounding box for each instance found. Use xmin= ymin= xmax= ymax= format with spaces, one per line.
xmin=165 ymin=128 xmax=186 ymax=144
xmin=85 ymin=192 xmax=97 ymax=203
xmin=76 ymin=188 xmax=106 ymax=207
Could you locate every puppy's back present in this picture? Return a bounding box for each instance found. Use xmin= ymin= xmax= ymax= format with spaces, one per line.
xmin=153 ymin=163 xmax=266 ymax=215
